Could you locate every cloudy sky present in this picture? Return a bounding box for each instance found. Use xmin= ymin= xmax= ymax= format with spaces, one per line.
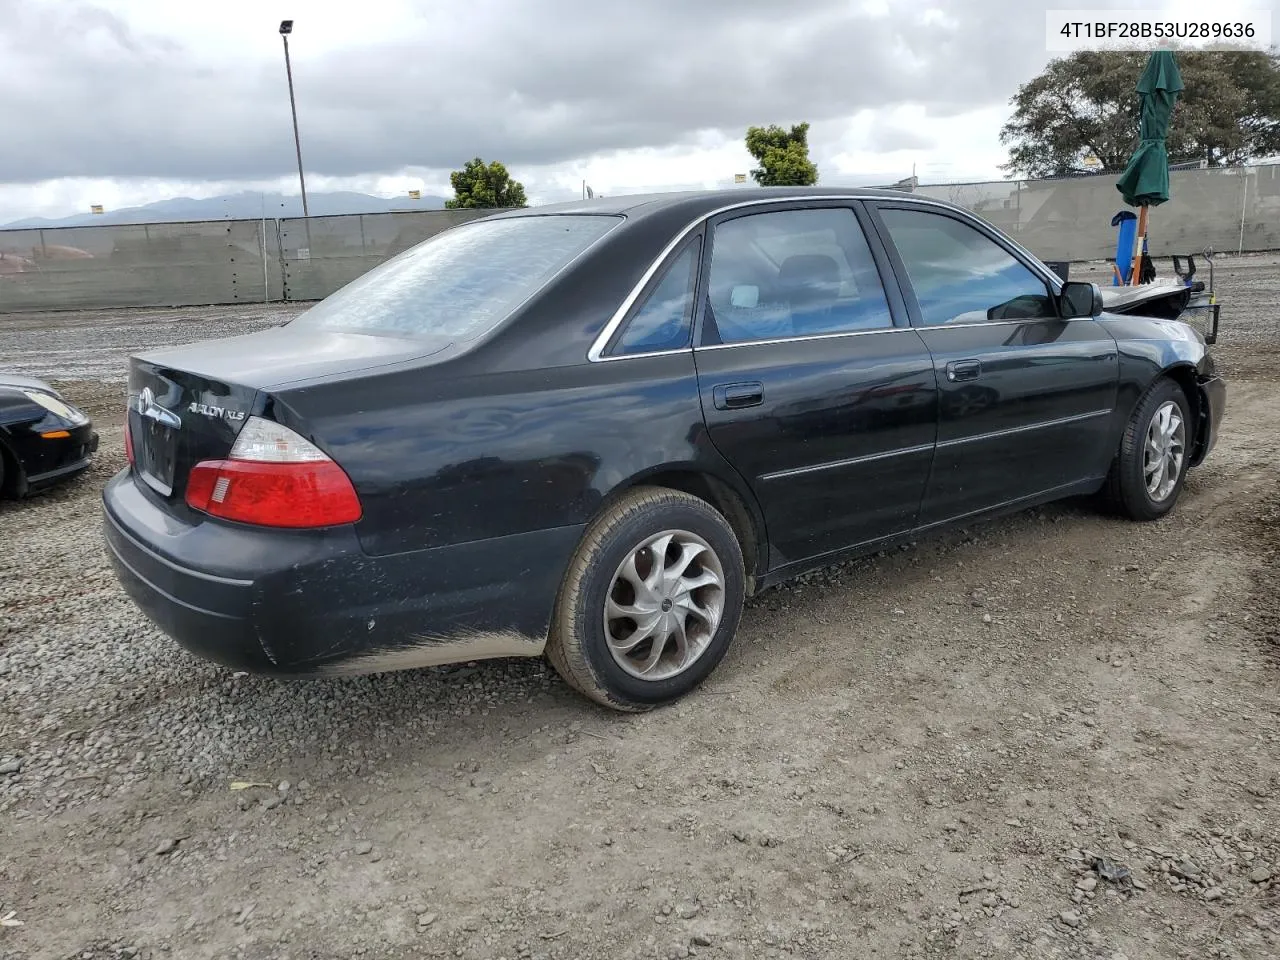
xmin=0 ymin=0 xmax=1272 ymax=222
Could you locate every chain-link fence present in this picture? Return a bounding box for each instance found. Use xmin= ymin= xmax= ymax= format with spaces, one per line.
xmin=0 ymin=219 xmax=284 ymax=313
xmin=277 ymin=209 xmax=487 ymax=301
xmin=0 ymin=209 xmax=487 ymax=313
xmin=3 ymin=165 xmax=1279 ymax=314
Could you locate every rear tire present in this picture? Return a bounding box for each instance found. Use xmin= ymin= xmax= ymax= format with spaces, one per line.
xmin=547 ymin=486 xmax=746 ymax=712
xmin=1103 ymin=377 xmax=1192 ymax=521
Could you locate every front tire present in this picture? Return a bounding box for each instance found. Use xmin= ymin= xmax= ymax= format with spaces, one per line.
xmin=1104 ymin=377 xmax=1192 ymax=521
xmin=547 ymin=486 xmax=746 ymax=712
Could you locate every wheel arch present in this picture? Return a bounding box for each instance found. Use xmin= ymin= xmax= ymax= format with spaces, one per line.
xmin=1157 ymin=362 xmax=1211 ymax=466
xmin=601 ymin=464 xmax=768 ymax=593
xmin=1117 ymin=362 xmax=1201 ymax=444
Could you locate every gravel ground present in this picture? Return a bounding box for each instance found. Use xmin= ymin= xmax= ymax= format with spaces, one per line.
xmin=2 ymin=257 xmax=1279 ymax=960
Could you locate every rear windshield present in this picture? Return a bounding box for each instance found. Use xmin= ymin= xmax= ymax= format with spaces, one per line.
xmin=291 ymin=214 xmax=621 ymax=339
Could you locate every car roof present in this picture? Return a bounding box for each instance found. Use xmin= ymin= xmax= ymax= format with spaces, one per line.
xmin=486 ymin=186 xmax=928 ymax=223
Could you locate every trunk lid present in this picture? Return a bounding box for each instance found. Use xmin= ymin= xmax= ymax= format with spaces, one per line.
xmin=127 ymin=359 xmax=259 ymax=502
xmin=127 ymin=326 xmax=451 ymax=504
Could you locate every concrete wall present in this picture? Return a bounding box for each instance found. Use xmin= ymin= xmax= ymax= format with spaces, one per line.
xmin=913 ymin=164 xmax=1280 ymax=261
xmin=2 ymin=165 xmax=1279 ymax=314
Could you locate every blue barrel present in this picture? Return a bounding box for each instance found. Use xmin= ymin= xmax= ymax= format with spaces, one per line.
xmin=1111 ymin=211 xmax=1138 ymax=285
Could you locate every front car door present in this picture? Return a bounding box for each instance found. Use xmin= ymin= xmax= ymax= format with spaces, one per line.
xmin=691 ymin=201 xmax=939 ymax=572
xmin=866 ymin=202 xmax=1120 ymax=527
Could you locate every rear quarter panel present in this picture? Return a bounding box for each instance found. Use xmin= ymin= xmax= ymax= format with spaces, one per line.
xmin=272 ymin=352 xmax=752 ymax=558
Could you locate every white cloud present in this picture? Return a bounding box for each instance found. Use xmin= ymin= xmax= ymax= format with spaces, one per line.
xmin=0 ymin=0 xmax=1097 ymax=224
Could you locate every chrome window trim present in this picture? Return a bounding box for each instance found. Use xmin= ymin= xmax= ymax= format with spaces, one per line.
xmin=589 ymin=316 xmax=1074 ymax=362
xmin=592 ymin=347 xmax=691 ymax=363
xmin=586 ymin=193 xmax=1064 ymax=363
xmin=696 ymin=325 xmax=904 ymax=351
xmin=593 ymin=325 xmax=915 ymax=361
xmin=917 ymin=318 xmax=1061 ymax=331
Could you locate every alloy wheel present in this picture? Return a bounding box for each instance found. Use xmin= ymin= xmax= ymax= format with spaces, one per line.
xmin=603 ymin=529 xmax=726 ymax=681
xmin=1144 ymin=400 xmax=1186 ymax=502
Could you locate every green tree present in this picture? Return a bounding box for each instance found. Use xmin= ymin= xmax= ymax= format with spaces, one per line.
xmin=1000 ymin=50 xmax=1280 ymax=177
xmin=445 ymin=157 xmax=528 ymax=209
xmin=745 ymin=123 xmax=819 ymax=186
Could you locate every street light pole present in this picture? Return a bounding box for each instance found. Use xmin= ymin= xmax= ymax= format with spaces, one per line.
xmin=279 ymin=20 xmax=309 ymax=218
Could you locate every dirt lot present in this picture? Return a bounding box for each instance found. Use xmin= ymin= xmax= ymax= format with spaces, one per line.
xmin=2 ymin=259 xmax=1279 ymax=960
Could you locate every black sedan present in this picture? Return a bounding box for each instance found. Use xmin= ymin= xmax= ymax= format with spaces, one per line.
xmin=0 ymin=373 xmax=99 ymax=498
xmin=102 ymin=188 xmax=1226 ymax=711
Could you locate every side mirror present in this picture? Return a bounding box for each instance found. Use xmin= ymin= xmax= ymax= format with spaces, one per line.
xmin=1059 ymin=280 xmax=1103 ymax=319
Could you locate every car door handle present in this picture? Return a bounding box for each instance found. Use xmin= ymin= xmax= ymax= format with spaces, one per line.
xmin=946 ymin=359 xmax=983 ymax=382
xmin=713 ymin=381 xmax=764 ymax=410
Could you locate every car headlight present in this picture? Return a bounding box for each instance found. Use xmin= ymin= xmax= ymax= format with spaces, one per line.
xmin=23 ymin=389 xmax=89 ymax=426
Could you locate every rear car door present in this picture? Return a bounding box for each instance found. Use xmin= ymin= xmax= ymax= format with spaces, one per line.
xmin=866 ymin=202 xmax=1119 ymax=527
xmin=692 ymin=201 xmax=938 ymax=571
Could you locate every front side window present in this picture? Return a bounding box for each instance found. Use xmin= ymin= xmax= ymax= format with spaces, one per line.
xmin=877 ymin=207 xmax=1056 ymax=326
xmin=704 ymin=208 xmax=893 ymax=344
xmin=292 ymin=214 xmax=621 ymax=339
xmin=611 ymin=238 xmax=701 ymax=355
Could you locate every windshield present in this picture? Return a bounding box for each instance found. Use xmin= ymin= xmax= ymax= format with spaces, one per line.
xmin=291 ymin=214 xmax=622 ymax=338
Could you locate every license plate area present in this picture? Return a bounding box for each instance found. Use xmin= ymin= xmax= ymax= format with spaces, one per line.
xmin=136 ymin=414 xmax=178 ymax=496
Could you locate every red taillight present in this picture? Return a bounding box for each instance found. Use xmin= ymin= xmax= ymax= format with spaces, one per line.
xmin=184 ymin=417 xmax=361 ymax=528
xmin=124 ymin=418 xmax=134 ymax=465
xmin=186 ymin=459 xmax=361 ymax=527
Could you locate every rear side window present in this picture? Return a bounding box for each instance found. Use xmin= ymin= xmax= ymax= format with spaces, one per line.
xmin=292 ymin=215 xmax=621 ymax=338
xmin=610 ymin=238 xmax=701 ymax=355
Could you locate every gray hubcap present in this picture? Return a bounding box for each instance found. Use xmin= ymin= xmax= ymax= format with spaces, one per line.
xmin=1144 ymin=400 xmax=1185 ymax=502
xmin=604 ymin=530 xmax=725 ymax=681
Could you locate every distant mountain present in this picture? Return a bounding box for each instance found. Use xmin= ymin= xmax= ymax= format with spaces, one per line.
xmin=2 ymin=191 xmax=449 ymax=229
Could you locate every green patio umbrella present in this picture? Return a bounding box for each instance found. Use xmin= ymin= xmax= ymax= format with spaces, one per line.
xmin=1115 ymin=50 xmax=1183 ymax=284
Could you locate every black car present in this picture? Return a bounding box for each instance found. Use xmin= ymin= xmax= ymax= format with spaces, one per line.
xmin=102 ymin=188 xmax=1227 ymax=711
xmin=0 ymin=373 xmax=99 ymax=498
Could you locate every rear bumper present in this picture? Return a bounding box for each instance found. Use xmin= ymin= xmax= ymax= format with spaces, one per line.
xmin=1192 ymin=375 xmax=1226 ymax=466
xmin=102 ymin=469 xmax=583 ymax=676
